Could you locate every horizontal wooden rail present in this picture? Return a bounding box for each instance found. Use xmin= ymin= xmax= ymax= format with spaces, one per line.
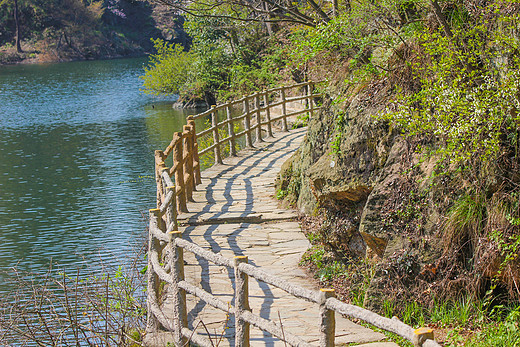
xmin=192 ymin=84 xmax=323 ymax=164
xmin=175 ymin=238 xmax=233 ymax=268
xmin=189 ymin=81 xmax=321 ymax=121
xmin=238 ymin=262 xmax=320 ymax=303
xmin=241 ymin=310 xmax=312 ymax=347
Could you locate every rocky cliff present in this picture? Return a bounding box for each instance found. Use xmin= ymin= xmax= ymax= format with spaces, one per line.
xmin=277 ymin=80 xmax=450 ymax=307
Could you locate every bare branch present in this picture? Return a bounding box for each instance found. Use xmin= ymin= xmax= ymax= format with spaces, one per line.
xmin=149 ymin=0 xmax=320 ymax=27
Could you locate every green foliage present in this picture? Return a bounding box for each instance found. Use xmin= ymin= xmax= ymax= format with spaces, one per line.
xmin=317 ymin=260 xmax=347 ymax=282
xmin=300 ymin=242 xmax=376 ymax=306
xmin=443 ymin=192 xmax=487 ymax=261
xmin=465 ymin=313 xmax=520 ymax=346
xmin=99 ymin=266 xmax=145 ymax=319
xmin=276 ymin=188 xmax=288 ymax=200
xmin=330 ymin=110 xmax=346 ymax=154
xmin=379 ymin=296 xmax=520 ymax=346
xmin=432 ymin=297 xmax=483 ymax=328
xmin=300 ymin=245 xmax=349 ymax=282
xmin=140 ymin=39 xmax=195 ymax=96
xmin=438 ymin=301 xmax=520 ymax=346
xmin=288 ymin=1 xmax=421 ymax=150
xmin=141 ymin=10 xmax=286 ymax=103
xmin=349 ymin=261 xmax=375 ymax=307
xmin=292 ymin=113 xmax=309 ymax=129
xmin=223 ymin=53 xmax=283 ymax=100
xmin=383 ymin=4 xmax=520 ymax=169
xmin=289 ymin=0 xmax=424 ymax=78
xmin=489 ymin=228 xmax=520 ymax=278
xmin=300 ymin=245 xmax=325 ymax=267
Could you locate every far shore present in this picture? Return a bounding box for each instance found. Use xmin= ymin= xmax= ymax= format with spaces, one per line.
xmin=0 ymin=43 xmax=150 ymax=66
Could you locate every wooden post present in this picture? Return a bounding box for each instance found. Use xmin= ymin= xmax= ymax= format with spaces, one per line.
xmin=161 ymin=168 xmax=177 ymax=230
xmin=170 ymin=231 xmax=188 ymax=346
xmin=255 ymin=92 xmax=263 ymax=143
xmin=165 ymin=184 xmax=178 ymax=232
xmin=319 ymin=288 xmax=335 ymax=347
xmin=281 ymin=87 xmax=289 ymax=132
xmin=183 ymin=125 xmax=194 ymax=202
xmin=187 ymin=116 xmax=202 ymax=185
xmin=263 ymin=91 xmax=274 ymax=138
xmin=309 ymin=82 xmax=315 ymax=120
xmin=305 ymin=83 xmax=310 ymax=110
xmin=234 ymin=256 xmax=250 ymax=347
xmin=159 ymin=168 xmax=168 ymax=228
xmin=211 ymin=106 xmax=223 ymax=165
xmin=146 ymin=209 xmax=162 ymax=333
xmin=172 ymin=132 xmax=188 ymax=213
xmin=186 ymin=123 xmax=197 ymax=191
xmin=154 ymin=150 xmax=166 ymax=209
xmin=243 ymin=97 xmax=254 ymax=147
xmin=226 ymin=105 xmax=237 ymax=156
xmin=413 ymin=327 xmax=434 ymax=347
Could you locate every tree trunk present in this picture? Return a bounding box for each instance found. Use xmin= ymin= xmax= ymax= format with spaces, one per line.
xmin=430 ymin=0 xmax=453 ymax=38
xmin=14 ymin=0 xmax=22 ymax=53
xmin=262 ymin=1 xmax=274 ymax=35
xmin=332 ymin=0 xmax=338 ymax=17
xmin=307 ymin=0 xmax=330 ymax=23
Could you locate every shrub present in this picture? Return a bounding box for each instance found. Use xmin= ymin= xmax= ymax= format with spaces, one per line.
xmin=383 ymin=5 xmax=520 ymax=173
xmin=140 ymin=38 xmax=195 ymax=96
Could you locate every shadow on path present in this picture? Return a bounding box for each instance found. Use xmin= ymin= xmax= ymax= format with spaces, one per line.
xmin=182 ymin=129 xmax=305 ymax=345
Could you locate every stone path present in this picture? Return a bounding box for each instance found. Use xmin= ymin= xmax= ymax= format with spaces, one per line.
xmin=150 ymin=127 xmax=398 ymax=346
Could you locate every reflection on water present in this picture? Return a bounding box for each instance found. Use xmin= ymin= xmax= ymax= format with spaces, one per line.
xmin=0 ymin=58 xmax=206 ymax=292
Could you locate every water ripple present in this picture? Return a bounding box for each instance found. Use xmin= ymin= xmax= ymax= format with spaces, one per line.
xmin=0 ymin=57 xmax=197 ymax=294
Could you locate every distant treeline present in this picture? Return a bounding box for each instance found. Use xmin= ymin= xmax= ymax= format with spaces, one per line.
xmin=0 ymin=0 xmax=188 ymax=62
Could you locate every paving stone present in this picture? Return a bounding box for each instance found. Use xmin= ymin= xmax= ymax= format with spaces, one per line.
xmin=271 ymin=239 xmax=311 ymax=250
xmin=352 ymin=343 xmax=399 ymax=347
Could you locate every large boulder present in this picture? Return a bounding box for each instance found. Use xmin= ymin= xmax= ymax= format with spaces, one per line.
xmin=278 ymin=83 xmax=396 ymax=259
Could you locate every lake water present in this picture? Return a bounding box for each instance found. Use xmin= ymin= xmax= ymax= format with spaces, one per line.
xmin=0 ymin=57 xmax=205 ymax=293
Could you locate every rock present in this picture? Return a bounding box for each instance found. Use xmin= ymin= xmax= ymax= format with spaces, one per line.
xmin=324 ymin=219 xmax=367 ymax=259
xmin=291 ymin=89 xmax=392 ymax=215
xmin=357 ymin=137 xmax=410 ymax=257
xmin=172 ymin=98 xmax=209 ymax=109
xmin=310 ymin=179 xmax=372 ymax=209
xmin=360 ymin=231 xmax=388 ymax=260
xmin=277 ymin=84 xmax=396 ymax=260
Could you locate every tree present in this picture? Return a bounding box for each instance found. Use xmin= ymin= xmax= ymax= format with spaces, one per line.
xmin=1 ymin=0 xmax=24 ymax=52
xmin=140 ymin=39 xmax=196 ymax=96
xmin=13 ymin=0 xmax=21 ymax=52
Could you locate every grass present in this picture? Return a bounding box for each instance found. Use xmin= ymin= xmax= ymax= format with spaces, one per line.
xmin=300 ymin=241 xmax=520 ymax=346
xmin=380 ymin=297 xmax=520 ymax=346
xmin=0 ymin=245 xmax=147 ymax=346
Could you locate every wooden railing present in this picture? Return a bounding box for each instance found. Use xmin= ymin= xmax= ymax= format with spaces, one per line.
xmin=147 ymin=82 xmax=441 ymax=347
xmin=190 ymin=82 xmax=320 ymax=165
xmin=152 ymin=81 xmax=322 ymax=213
